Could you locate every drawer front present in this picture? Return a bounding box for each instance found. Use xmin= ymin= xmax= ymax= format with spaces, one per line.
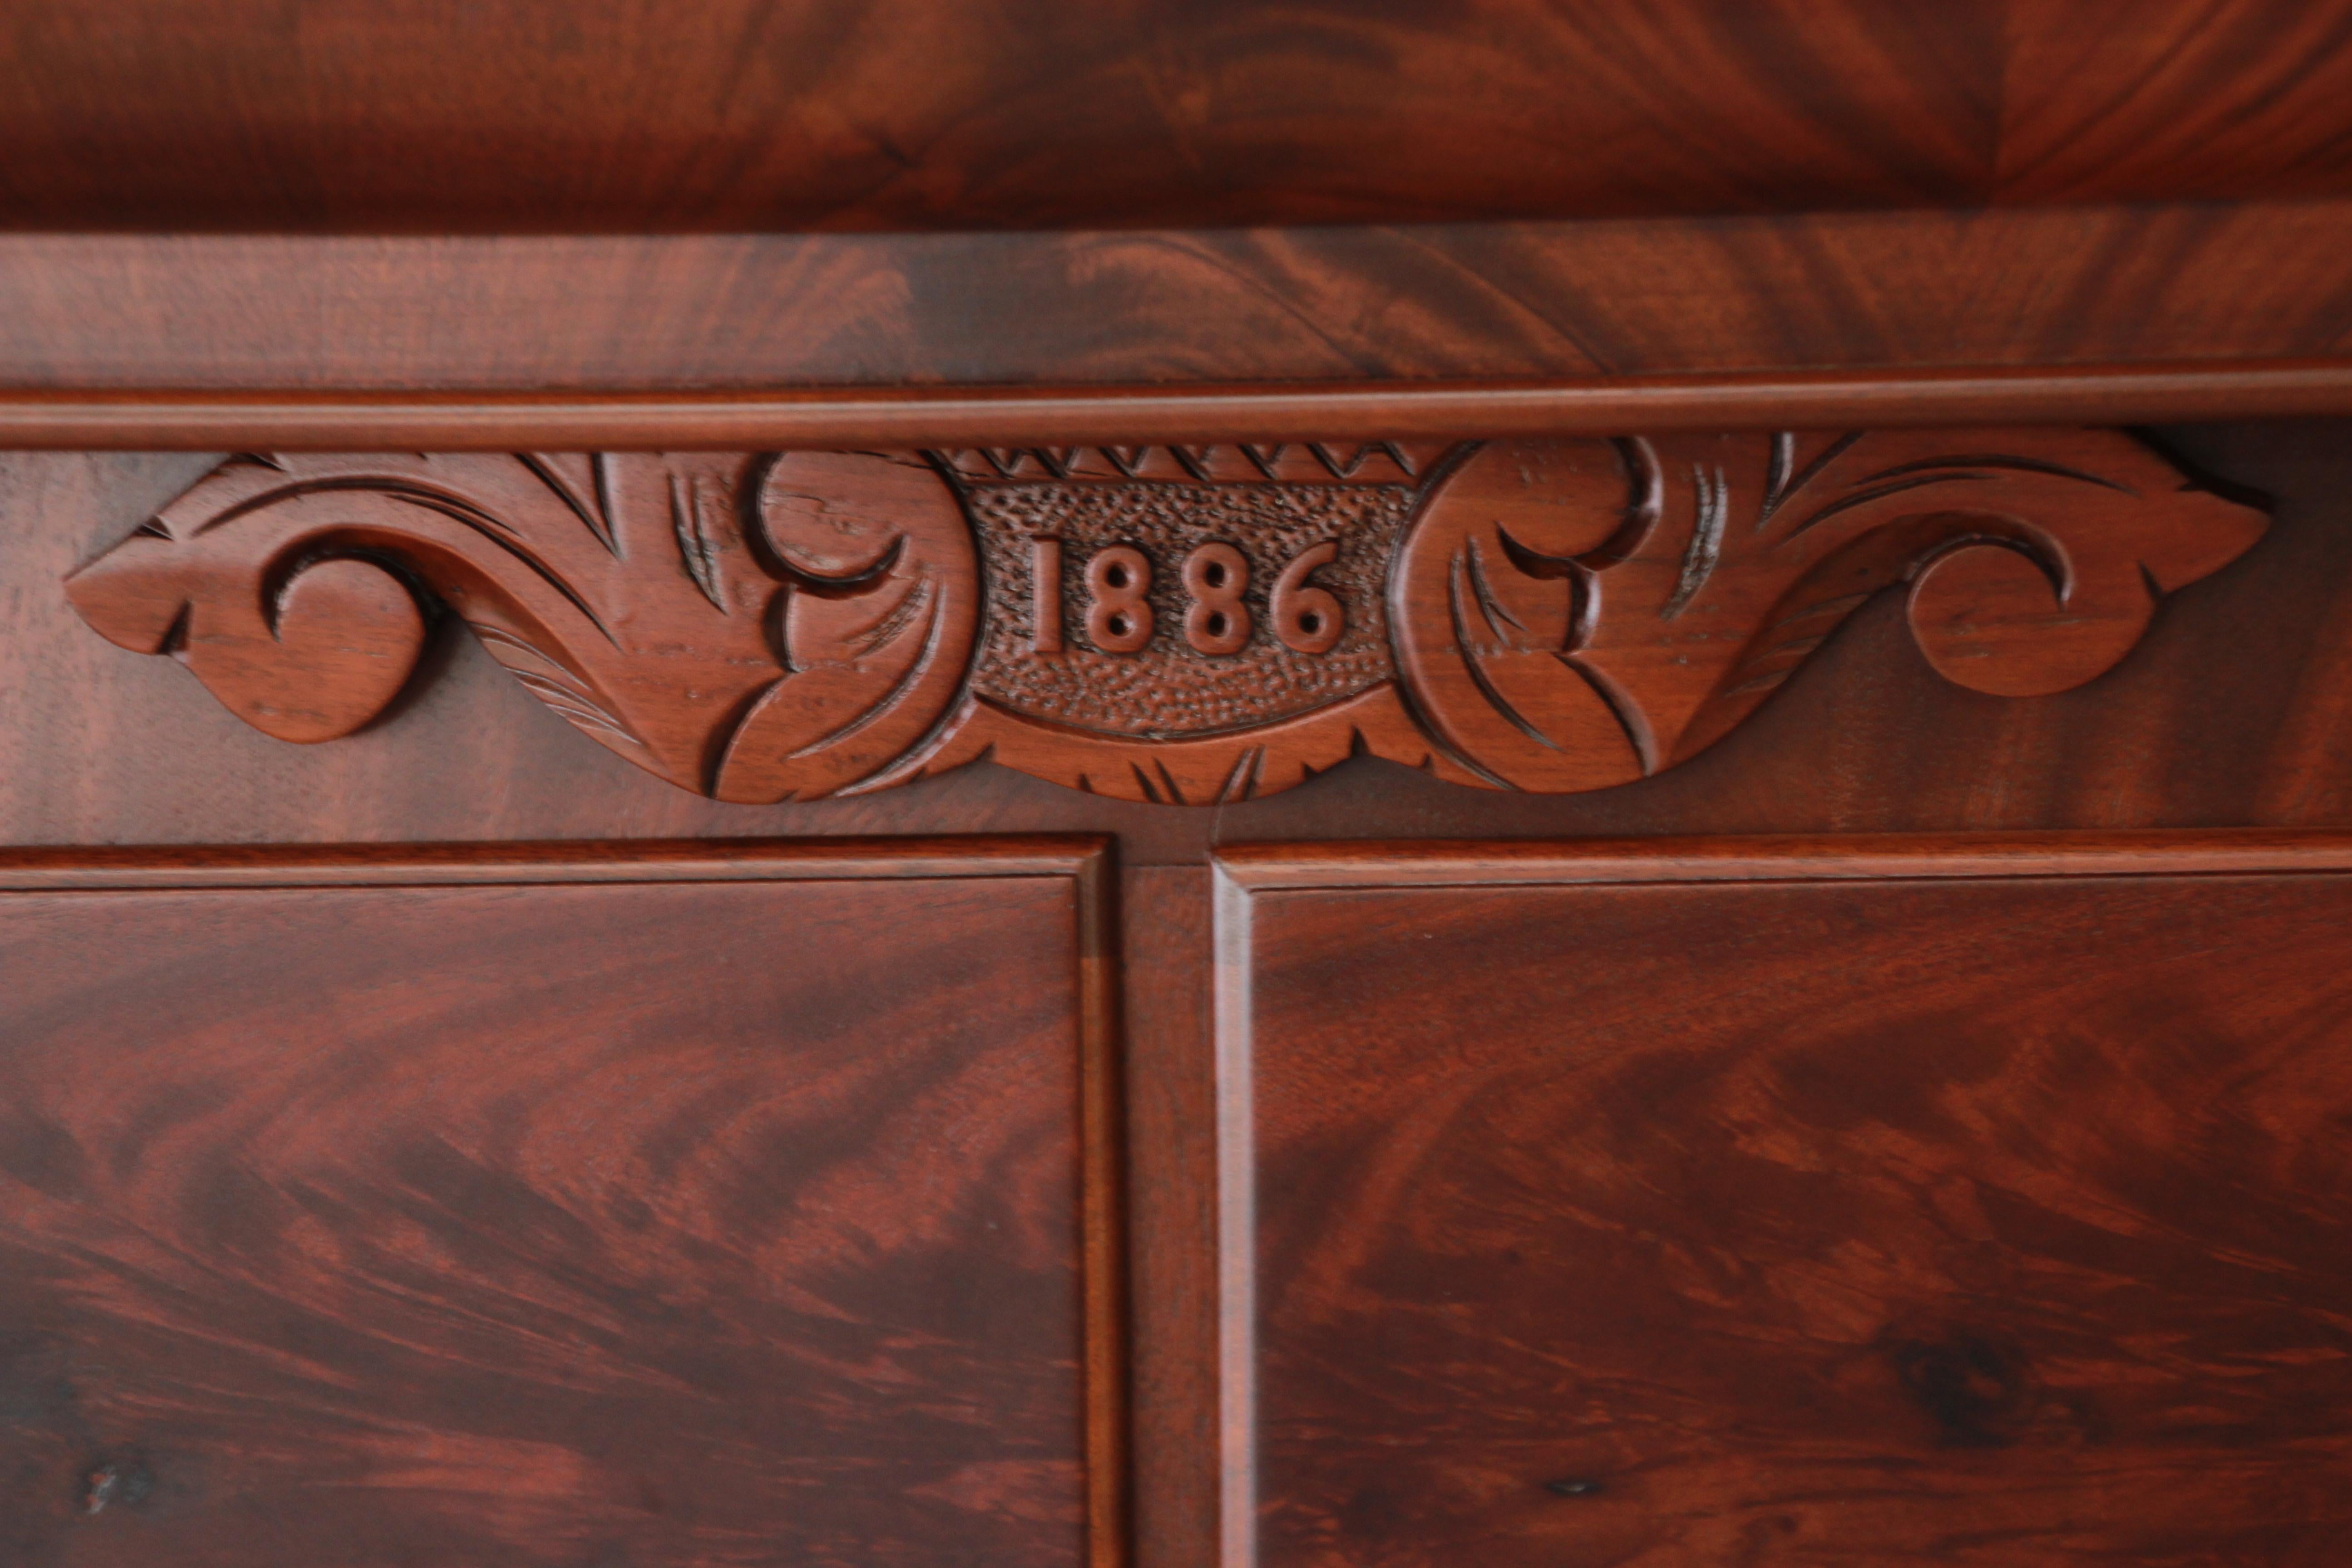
xmin=1216 ymin=841 xmax=2352 ymax=1567
xmin=0 ymin=843 xmax=1116 ymax=1568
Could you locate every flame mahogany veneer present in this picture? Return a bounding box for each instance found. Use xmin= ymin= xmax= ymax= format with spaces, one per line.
xmin=11 ymin=6 xmax=2352 ymax=1551
xmin=1213 ymin=834 xmax=2352 ymax=1566
xmin=2 ymin=0 xmax=2351 ymax=234
xmin=0 ymin=839 xmax=1121 ymax=1568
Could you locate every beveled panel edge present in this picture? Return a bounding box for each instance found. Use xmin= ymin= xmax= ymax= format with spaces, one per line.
xmin=0 ymin=834 xmax=1114 ymax=890
xmin=1210 ymin=827 xmax=2352 ymax=892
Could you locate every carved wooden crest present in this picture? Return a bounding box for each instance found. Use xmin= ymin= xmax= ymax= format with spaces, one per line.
xmin=66 ymin=433 xmax=2268 ymax=804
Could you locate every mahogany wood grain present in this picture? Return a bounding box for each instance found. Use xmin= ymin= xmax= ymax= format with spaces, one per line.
xmin=5 ymin=207 xmax=2352 ymax=405
xmin=6 ymin=423 xmax=2352 ymax=858
xmin=0 ymin=1 xmax=2348 ymax=234
xmin=1214 ymin=833 xmax=2352 ymax=1565
xmin=1122 ymin=867 xmax=1220 ymax=1568
xmin=0 ymin=839 xmax=1121 ymax=1568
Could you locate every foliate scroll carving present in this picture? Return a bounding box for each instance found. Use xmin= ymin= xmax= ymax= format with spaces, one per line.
xmin=65 ymin=451 xmax=975 ymax=802
xmin=66 ymin=433 xmax=2268 ymax=805
xmin=1389 ymin=432 xmax=2271 ymax=792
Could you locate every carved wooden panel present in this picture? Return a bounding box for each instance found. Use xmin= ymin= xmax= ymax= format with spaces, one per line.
xmin=0 ymin=839 xmax=1119 ymax=1568
xmin=1211 ymin=834 xmax=2352 ymax=1568
xmin=67 ymin=434 xmax=2266 ymax=805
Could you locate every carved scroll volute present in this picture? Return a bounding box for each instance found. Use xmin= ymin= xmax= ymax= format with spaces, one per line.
xmin=709 ymin=452 xmax=977 ymax=803
xmin=67 ymin=525 xmax=430 ymax=745
xmin=63 ymin=451 xmax=980 ymax=801
xmin=1387 ymin=439 xmax=1653 ymax=791
xmin=1392 ymin=431 xmax=2270 ymax=786
xmin=67 ymin=454 xmax=761 ymax=788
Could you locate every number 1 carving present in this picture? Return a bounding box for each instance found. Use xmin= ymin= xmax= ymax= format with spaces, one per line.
xmin=1031 ymin=536 xmax=1064 ymax=655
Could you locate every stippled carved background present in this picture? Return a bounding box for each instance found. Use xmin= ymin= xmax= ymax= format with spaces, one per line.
xmin=966 ymin=479 xmax=1410 ymax=736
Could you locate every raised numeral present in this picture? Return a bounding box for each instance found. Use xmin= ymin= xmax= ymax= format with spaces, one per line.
xmin=1031 ymin=536 xmax=1064 ymax=654
xmin=1181 ymin=543 xmax=1251 ymax=656
xmin=1067 ymin=539 xmax=1339 ymax=657
xmin=1084 ymin=544 xmax=1154 ymax=654
xmin=1271 ymin=540 xmax=1345 ymax=653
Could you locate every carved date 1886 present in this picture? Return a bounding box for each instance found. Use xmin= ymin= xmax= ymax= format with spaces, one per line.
xmin=64 ymin=434 xmax=2268 ymax=804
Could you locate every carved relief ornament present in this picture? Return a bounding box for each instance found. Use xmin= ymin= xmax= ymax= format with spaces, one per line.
xmin=66 ymin=434 xmax=2268 ymax=804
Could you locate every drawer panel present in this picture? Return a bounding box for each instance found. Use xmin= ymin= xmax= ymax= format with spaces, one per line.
xmin=1216 ymin=838 xmax=2352 ymax=1567
xmin=0 ymin=841 xmax=1116 ymax=1568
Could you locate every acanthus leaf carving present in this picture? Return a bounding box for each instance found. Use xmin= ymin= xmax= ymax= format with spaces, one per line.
xmin=1389 ymin=431 xmax=2271 ymax=791
xmin=66 ymin=449 xmax=976 ymax=802
xmin=65 ymin=431 xmax=2269 ymax=806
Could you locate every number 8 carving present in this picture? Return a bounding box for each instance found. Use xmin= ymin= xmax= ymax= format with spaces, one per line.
xmin=1085 ymin=545 xmax=1154 ymax=653
xmin=1271 ymin=540 xmax=1345 ymax=653
xmin=1182 ymin=543 xmax=1251 ymax=656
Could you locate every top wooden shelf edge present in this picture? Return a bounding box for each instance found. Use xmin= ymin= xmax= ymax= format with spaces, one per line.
xmin=2 ymin=0 xmax=2347 ymax=234
xmin=1 ymin=202 xmax=2350 ymax=438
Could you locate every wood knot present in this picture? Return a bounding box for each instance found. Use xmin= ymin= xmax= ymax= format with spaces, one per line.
xmin=1888 ymin=1330 xmax=2035 ymax=1448
xmin=83 ymin=1456 xmax=154 ymax=1514
xmin=1542 ymin=1477 xmax=1606 ymax=1498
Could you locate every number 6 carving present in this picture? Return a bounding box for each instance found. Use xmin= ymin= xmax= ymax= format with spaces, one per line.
xmin=1271 ymin=540 xmax=1345 ymax=654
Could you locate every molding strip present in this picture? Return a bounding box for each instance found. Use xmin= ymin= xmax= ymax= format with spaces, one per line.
xmin=3 ymin=362 xmax=2352 ymax=450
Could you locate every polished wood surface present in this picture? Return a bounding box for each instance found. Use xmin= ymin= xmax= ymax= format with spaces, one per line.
xmin=56 ymin=432 xmax=2267 ymax=805
xmin=1123 ymin=867 xmax=1220 ymax=1568
xmin=6 ymin=206 xmax=2352 ymax=406
xmin=1213 ymin=830 xmax=2352 ymax=890
xmin=11 ymin=6 xmax=2352 ymax=1563
xmin=1215 ymin=834 xmax=2352 ymax=1565
xmin=1 ymin=2 xmax=2348 ymax=234
xmin=19 ymin=363 xmax=2352 ymax=453
xmin=0 ymin=840 xmax=1119 ymax=1568
xmin=6 ymin=423 xmax=2345 ymax=858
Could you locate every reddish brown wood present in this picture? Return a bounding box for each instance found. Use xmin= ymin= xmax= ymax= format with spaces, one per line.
xmin=0 ymin=836 xmax=1115 ymax=890
xmin=11 ymin=15 xmax=2352 ymax=1568
xmin=0 ymin=839 xmax=1121 ymax=1568
xmin=13 ymin=363 xmax=2352 ymax=452
xmin=1387 ymin=431 xmax=2266 ymax=789
xmin=0 ymin=2 xmax=2347 ymax=234
xmin=1214 ymin=832 xmax=2352 ymax=1566
xmin=1122 ymin=867 xmax=1221 ymax=1568
xmin=2 ymin=209 xmax=2352 ymax=405
xmin=62 ymin=451 xmax=982 ymax=802
xmin=0 ymin=424 xmax=2340 ymax=858
xmin=1215 ymin=828 xmax=2352 ymax=891
xmin=61 ymin=432 xmax=2265 ymax=806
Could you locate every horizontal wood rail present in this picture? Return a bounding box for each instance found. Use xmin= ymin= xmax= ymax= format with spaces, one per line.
xmin=4 ymin=361 xmax=2352 ymax=448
